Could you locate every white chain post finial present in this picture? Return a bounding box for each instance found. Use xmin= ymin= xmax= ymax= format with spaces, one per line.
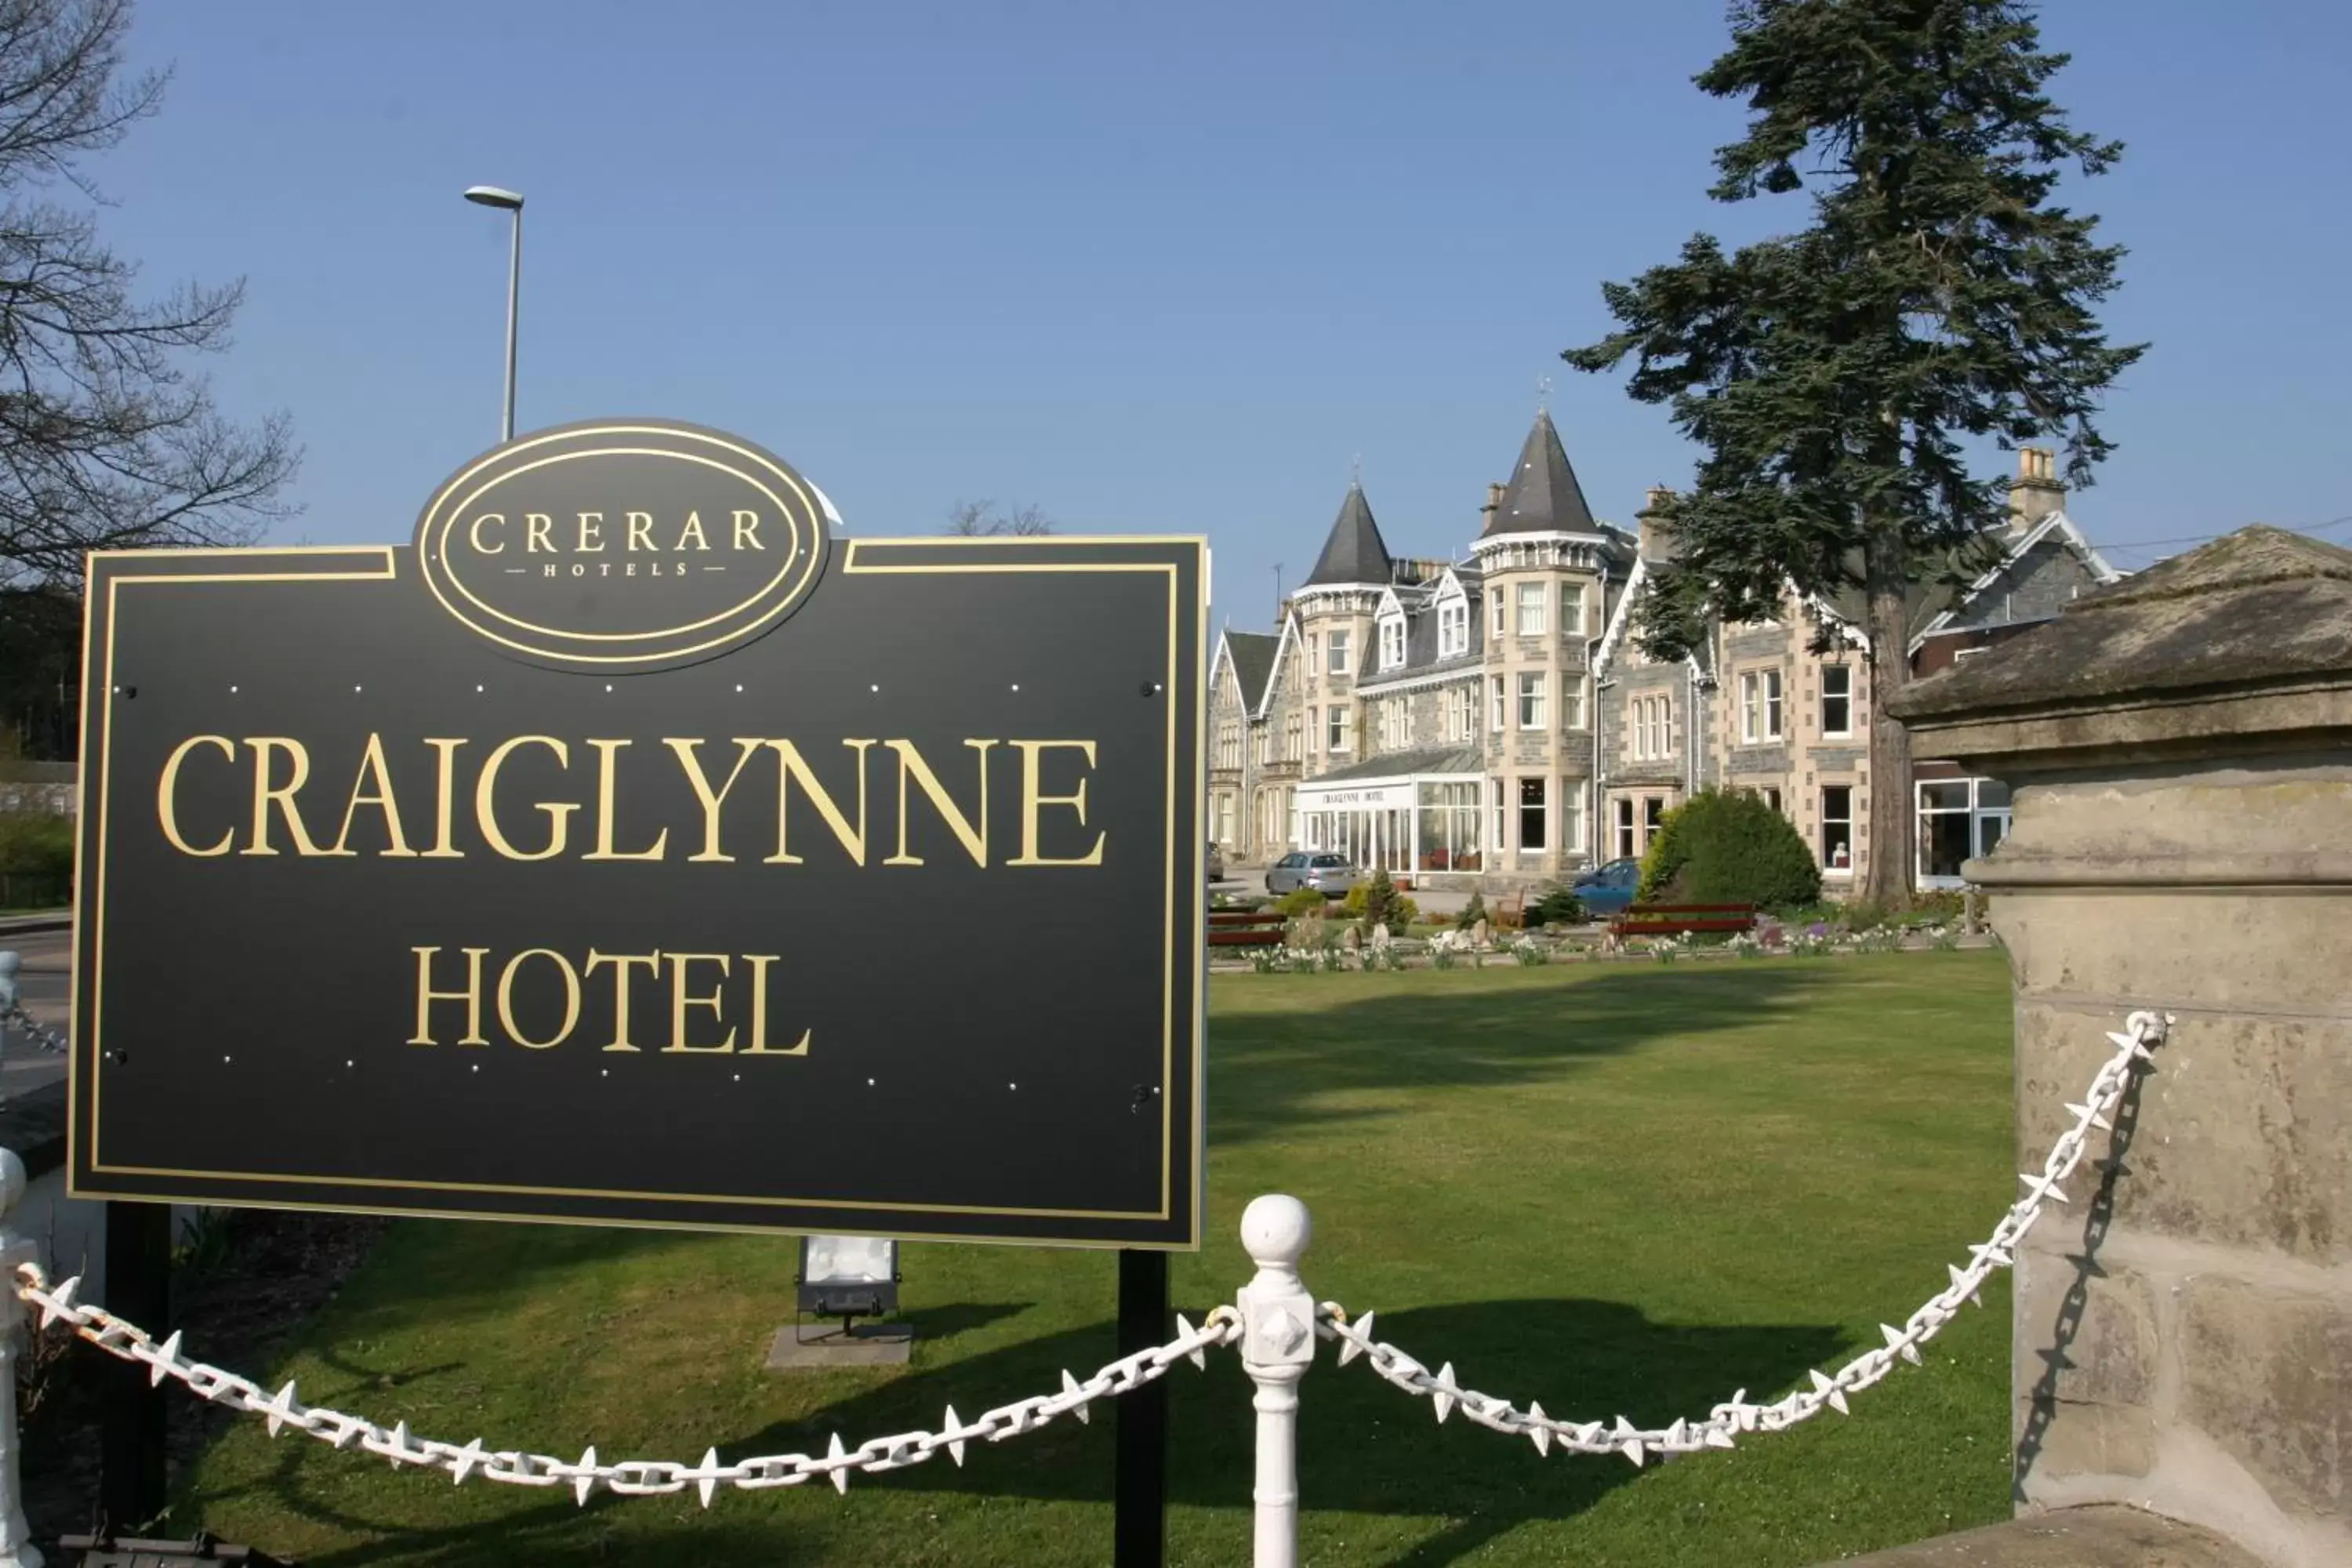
xmin=1236 ymin=1195 xmax=1313 ymax=1568
xmin=0 ymin=1149 xmax=44 ymax=1568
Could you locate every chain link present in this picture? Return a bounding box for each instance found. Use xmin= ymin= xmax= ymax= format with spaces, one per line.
xmin=0 ymin=1001 xmax=67 ymax=1056
xmin=9 ymin=1259 xmax=1243 ymax=1504
xmin=1310 ymin=1010 xmax=2171 ymax=1466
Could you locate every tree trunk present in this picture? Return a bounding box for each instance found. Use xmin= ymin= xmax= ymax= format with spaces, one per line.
xmin=1862 ymin=526 xmax=1914 ymax=909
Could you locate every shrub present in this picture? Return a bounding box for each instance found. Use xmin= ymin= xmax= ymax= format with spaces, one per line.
xmin=1454 ymin=891 xmax=1486 ymax=932
xmin=0 ymin=809 xmax=73 ymax=906
xmin=1523 ymin=885 xmax=1585 ymax=928
xmin=1276 ymin=887 xmax=1328 ymax=920
xmin=1637 ymin=789 xmax=1820 ymax=909
xmin=1341 ymin=869 xmax=1418 ymax=935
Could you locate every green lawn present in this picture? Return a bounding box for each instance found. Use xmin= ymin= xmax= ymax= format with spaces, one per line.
xmin=176 ymin=953 xmax=2019 ymax=1566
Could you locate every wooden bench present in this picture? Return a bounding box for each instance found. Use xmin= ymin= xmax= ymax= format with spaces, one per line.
xmin=1609 ymin=902 xmax=1756 ymax=938
xmin=1207 ymin=909 xmax=1290 ymax=948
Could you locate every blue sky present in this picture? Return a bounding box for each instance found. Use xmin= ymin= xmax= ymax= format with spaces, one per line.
xmin=88 ymin=0 xmax=2352 ymax=627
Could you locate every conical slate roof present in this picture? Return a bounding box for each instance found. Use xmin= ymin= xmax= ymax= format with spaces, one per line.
xmin=1301 ymin=483 xmax=1394 ymax=587
xmin=1483 ymin=410 xmax=1599 ymax=538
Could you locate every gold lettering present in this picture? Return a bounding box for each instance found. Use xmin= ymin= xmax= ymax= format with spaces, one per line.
xmin=474 ymin=736 xmax=577 ymax=861
xmin=662 ymin=737 xmax=763 ymax=862
xmin=626 ymin=511 xmax=655 ymax=550
xmin=584 ymin=949 xmax=660 ymax=1052
xmin=576 ymin=511 xmax=605 ymax=552
xmin=496 ymin=949 xmax=582 ymax=1049
xmin=469 ymin=513 xmax=506 ymax=554
xmin=421 ymin=739 xmax=467 ymax=858
xmin=741 ymin=953 xmax=808 ymax=1054
xmin=241 ymin=737 xmax=330 ymax=857
xmin=525 ymin=513 xmax=554 ymax=552
xmin=1008 ymin=739 xmax=1106 ymax=866
xmin=409 ymin=946 xmax=491 ymax=1045
xmin=663 ymin=953 xmax=735 ymax=1053
xmin=731 ymin=510 xmax=763 ymax=550
xmin=328 ymin=733 xmax=412 ymax=857
xmin=676 ymin=510 xmax=710 ymax=551
xmin=583 ymin=739 xmax=670 ymax=860
xmin=884 ymin=739 xmax=995 ymax=866
xmin=156 ymin=735 xmax=235 ymax=856
xmin=763 ymin=739 xmax=873 ymax=865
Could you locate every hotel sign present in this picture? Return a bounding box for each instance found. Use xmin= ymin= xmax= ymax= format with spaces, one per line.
xmin=71 ymin=419 xmax=1208 ymax=1250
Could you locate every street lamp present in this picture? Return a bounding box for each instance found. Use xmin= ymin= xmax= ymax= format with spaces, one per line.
xmin=463 ymin=185 xmax=524 ymax=443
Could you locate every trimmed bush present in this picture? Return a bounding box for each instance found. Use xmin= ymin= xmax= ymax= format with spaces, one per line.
xmin=1636 ymin=789 xmax=1820 ymax=909
xmin=1341 ymin=868 xmax=1417 ymax=935
xmin=1523 ymin=885 xmax=1586 ymax=928
xmin=1454 ymin=891 xmax=1486 ymax=931
xmin=1276 ymin=887 xmax=1329 ymax=920
xmin=0 ymin=809 xmax=73 ymax=906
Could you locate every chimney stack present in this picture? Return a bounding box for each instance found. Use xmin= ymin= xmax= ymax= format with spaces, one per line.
xmin=1480 ymin=481 xmax=1505 ymax=529
xmin=2009 ymin=447 xmax=2065 ymax=534
xmin=1637 ymin=485 xmax=1678 ymax=561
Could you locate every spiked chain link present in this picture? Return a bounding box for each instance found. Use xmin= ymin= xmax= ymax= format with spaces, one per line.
xmin=1309 ymin=1011 xmax=2171 ymax=1466
xmin=8 ymin=1263 xmax=1240 ymax=1503
xmin=0 ymin=1003 xmax=66 ymax=1055
xmin=2 ymin=1010 xmax=2166 ymax=1501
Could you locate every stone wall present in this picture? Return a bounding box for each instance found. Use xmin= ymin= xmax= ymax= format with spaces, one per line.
xmin=1889 ymin=525 xmax=2352 ymax=1568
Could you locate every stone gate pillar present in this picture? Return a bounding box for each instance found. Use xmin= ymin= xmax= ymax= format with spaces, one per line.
xmin=1889 ymin=526 xmax=2352 ymax=1568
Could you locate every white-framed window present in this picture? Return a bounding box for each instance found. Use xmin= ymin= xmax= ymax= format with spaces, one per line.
xmin=1327 ymin=629 xmax=1351 ymax=676
xmin=1216 ymin=724 xmax=1241 ymax=769
xmin=1519 ymin=777 xmax=1548 ymax=851
xmin=1560 ymin=586 xmax=1585 ymax=635
xmin=1377 ymin=696 xmax=1406 ymax=750
xmin=1632 ymin=694 xmax=1674 ymax=760
xmin=1327 ymin=704 xmax=1351 ymax=753
xmin=1821 ymin=785 xmax=1854 ymax=873
xmin=1740 ymin=669 xmax=1784 ymax=743
xmin=1491 ymin=776 xmax=1508 ymax=853
xmin=1918 ymin=777 xmax=2011 ymax=887
xmin=1562 ymin=789 xmax=1585 ymax=853
xmin=1446 ymin=685 xmax=1474 ymax=742
xmin=1438 ymin=600 xmax=1468 ymax=658
xmin=1562 ymin=680 xmax=1587 ymax=731
xmin=1284 ymin=713 xmax=1302 ymax=762
xmin=1254 ymin=727 xmax=1271 ymax=766
xmin=1515 ymin=581 xmax=1547 ymax=637
xmin=1490 ymin=675 xmax=1506 ymax=734
xmin=1307 ymin=633 xmax=1319 ymax=675
xmin=1820 ymin=664 xmax=1853 ymax=736
xmin=1644 ymin=796 xmax=1667 ymax=845
xmin=1489 ymin=590 xmax=1505 ymax=638
xmin=1763 ymin=786 xmax=1782 ymax=815
xmin=1613 ymin=797 xmax=1635 ymax=859
xmin=1377 ymin=615 xmax=1406 ymax=670
xmin=1516 ymin=670 xmax=1546 ymax=730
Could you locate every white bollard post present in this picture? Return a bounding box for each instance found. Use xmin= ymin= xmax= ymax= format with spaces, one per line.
xmin=1236 ymin=1194 xmax=1314 ymax=1568
xmin=0 ymin=1149 xmax=43 ymax=1568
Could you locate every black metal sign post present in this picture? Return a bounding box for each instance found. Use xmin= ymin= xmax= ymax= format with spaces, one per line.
xmin=98 ymin=1200 xmax=170 ymax=1532
xmin=1113 ymin=1248 xmax=1171 ymax=1568
xmin=69 ymin=419 xmax=1207 ymax=1253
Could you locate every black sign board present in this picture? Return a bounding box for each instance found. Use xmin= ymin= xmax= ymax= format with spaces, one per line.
xmin=70 ymin=420 xmax=1207 ymax=1249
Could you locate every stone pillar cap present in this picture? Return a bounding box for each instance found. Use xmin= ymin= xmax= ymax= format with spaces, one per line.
xmin=1886 ymin=525 xmax=2352 ymax=768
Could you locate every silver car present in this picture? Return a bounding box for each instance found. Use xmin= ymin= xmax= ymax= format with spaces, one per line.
xmin=1265 ymin=852 xmax=1360 ymax=898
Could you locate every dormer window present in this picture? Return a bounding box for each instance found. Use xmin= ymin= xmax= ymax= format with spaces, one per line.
xmin=1378 ymin=615 xmax=1406 ymax=670
xmin=1437 ymin=601 xmax=1468 ymax=658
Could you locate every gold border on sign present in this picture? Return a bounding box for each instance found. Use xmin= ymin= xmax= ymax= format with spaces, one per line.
xmin=72 ymin=536 xmax=1209 ymax=1250
xmin=411 ymin=425 xmax=828 ymax=666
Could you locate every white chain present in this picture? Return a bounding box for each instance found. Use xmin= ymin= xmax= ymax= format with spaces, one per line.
xmin=0 ymin=1002 xmax=67 ymax=1055
xmin=9 ymin=1260 xmax=1241 ymax=1504
xmin=1312 ymin=1010 xmax=2171 ymax=1467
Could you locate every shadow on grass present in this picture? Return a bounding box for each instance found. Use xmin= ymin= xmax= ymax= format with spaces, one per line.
xmin=1209 ymin=960 xmax=1839 ymax=1148
xmin=207 ymin=1295 xmax=1843 ymax=1568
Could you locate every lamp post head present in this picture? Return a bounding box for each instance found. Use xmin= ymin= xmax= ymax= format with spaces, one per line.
xmin=463 ymin=185 xmax=524 ymax=212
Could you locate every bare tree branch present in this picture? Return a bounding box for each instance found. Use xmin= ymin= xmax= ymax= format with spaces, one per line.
xmin=943 ymin=497 xmax=1055 ymax=536
xmin=0 ymin=0 xmax=299 ymax=587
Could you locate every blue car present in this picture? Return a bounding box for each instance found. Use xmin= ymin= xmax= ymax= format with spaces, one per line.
xmin=1570 ymin=857 xmax=1642 ymax=916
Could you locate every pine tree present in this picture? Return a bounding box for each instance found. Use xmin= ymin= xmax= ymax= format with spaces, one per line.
xmin=1566 ymin=0 xmax=2143 ymax=906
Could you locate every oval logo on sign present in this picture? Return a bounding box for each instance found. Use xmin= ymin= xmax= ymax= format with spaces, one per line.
xmin=413 ymin=419 xmax=832 ymax=667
